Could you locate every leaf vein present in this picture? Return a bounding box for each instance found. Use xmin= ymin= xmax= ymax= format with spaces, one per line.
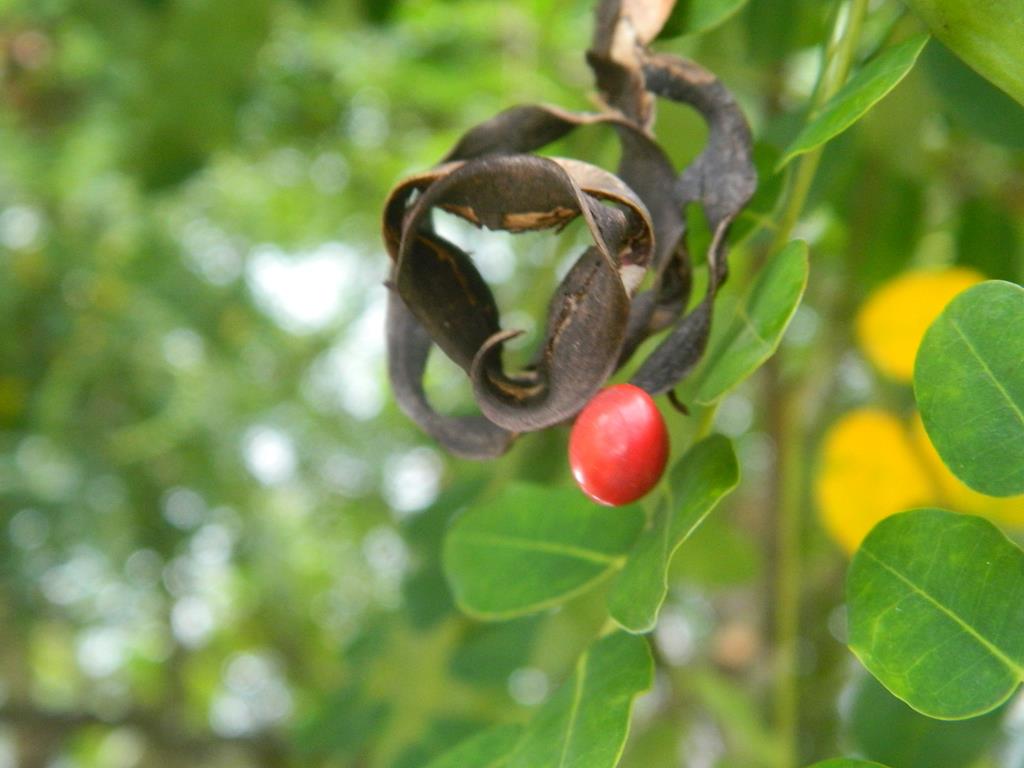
xmin=736 ymin=306 xmax=772 ymax=349
xmin=457 ymin=531 xmax=621 ymax=565
xmin=860 ymin=547 xmax=1024 ymax=679
xmin=949 ymin=319 xmax=1024 ymax=431
xmin=558 ymin=652 xmax=588 ymax=768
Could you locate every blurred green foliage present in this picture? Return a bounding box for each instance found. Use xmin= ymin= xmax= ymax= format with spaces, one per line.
xmin=0 ymin=0 xmax=1022 ymax=766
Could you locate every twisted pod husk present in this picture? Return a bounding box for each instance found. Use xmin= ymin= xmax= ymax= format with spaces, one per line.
xmin=383 ymin=0 xmax=756 ymax=459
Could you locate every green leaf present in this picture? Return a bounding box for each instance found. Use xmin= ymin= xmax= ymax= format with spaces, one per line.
xmin=805 ymin=761 xmax=891 ymax=768
xmin=691 ymin=241 xmax=809 ymax=404
xmin=607 ymin=436 xmax=739 ymax=632
xmin=742 ymin=0 xmax=834 ymax=67
xmin=443 ymin=484 xmax=645 ymax=619
xmin=658 ymin=0 xmax=750 ymax=39
xmin=394 ymin=719 xmax=491 ymax=768
xmin=956 ymin=197 xmax=1022 ymax=282
xmin=449 ymin=616 xmax=543 ymax=687
xmin=778 ymin=35 xmax=930 ymax=169
xmin=293 ymin=684 xmax=390 ymax=757
xmin=423 ymin=724 xmax=523 ymax=768
xmin=914 ymin=280 xmax=1024 ymax=497
xmin=847 ymin=509 xmax=1024 ymax=718
xmin=507 ymin=631 xmax=653 ymax=768
xmin=847 ymin=670 xmax=1005 ymax=768
xmin=403 ymin=477 xmax=488 ymax=629
xmin=922 ymin=41 xmax=1024 ymax=150
xmin=902 ymin=0 xmax=1024 ymax=106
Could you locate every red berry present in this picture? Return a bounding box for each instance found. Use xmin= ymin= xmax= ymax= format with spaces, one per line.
xmin=568 ymin=383 xmax=669 ymax=506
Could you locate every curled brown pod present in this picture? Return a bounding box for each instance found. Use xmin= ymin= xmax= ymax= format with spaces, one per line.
xmin=385 ymin=154 xmax=655 ymax=451
xmin=384 ymin=0 xmax=756 ymax=459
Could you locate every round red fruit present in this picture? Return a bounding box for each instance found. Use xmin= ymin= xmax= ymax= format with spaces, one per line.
xmin=568 ymin=383 xmax=669 ymax=506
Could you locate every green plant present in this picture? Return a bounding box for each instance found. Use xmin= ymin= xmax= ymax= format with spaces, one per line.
xmin=383 ymin=1 xmax=1024 ymax=767
xmin=2 ymin=0 xmax=1022 ymax=765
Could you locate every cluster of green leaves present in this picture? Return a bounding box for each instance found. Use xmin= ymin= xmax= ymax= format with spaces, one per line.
xmin=423 ymin=239 xmax=806 ymax=766
xmin=0 ymin=0 xmax=1022 ymax=766
xmin=848 ymin=281 xmax=1024 ymax=724
xmin=417 ymin=0 xmax=1024 ymax=765
xmin=0 ymin=0 xmax=605 ymax=765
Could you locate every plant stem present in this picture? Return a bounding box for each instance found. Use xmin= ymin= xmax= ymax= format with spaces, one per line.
xmin=770 ymin=1 xmax=870 ymax=766
xmin=771 ymin=374 xmax=804 ymax=768
xmin=774 ymin=0 xmax=869 ymax=249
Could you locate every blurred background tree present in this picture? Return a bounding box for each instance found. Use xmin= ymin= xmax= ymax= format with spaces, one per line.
xmin=0 ymin=0 xmax=1022 ymax=766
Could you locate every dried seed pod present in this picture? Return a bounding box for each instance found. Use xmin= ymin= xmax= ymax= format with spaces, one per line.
xmin=384 ymin=0 xmax=756 ymax=459
xmin=385 ymin=154 xmax=655 ymax=442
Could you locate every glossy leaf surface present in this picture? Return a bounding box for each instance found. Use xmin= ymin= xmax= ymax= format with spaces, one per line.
xmin=423 ymin=724 xmax=523 ymax=768
xmin=607 ymin=435 xmax=739 ymax=632
xmin=903 ymin=0 xmax=1024 ymax=105
xmin=779 ymin=35 xmax=929 ymax=168
xmin=914 ymin=280 xmax=1024 ymax=496
xmin=449 ymin=616 xmax=543 ymax=687
xmin=848 ymin=509 xmax=1024 ymax=718
xmin=507 ymin=631 xmax=653 ymax=768
xmin=443 ymin=484 xmax=645 ymax=619
xmin=692 ymin=240 xmax=808 ymax=404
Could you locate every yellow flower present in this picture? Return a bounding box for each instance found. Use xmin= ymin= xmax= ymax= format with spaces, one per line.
xmin=816 ymin=409 xmax=933 ymax=553
xmin=816 ymin=408 xmax=1024 ymax=553
xmin=911 ymin=415 xmax=1024 ymax=530
xmin=818 ymin=267 xmax=1024 ymax=552
xmin=855 ymin=267 xmax=984 ymax=381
